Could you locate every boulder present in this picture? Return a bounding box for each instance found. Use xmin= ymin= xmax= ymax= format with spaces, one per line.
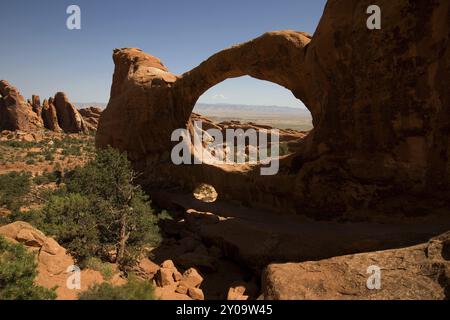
xmin=188 ymin=287 xmax=205 ymax=300
xmin=0 ymin=222 xmax=111 ymax=300
xmin=16 ymin=228 xmax=45 ymax=247
xmin=227 ymin=281 xmax=258 ymax=300
xmin=0 ymin=221 xmax=47 ymax=245
xmin=175 ymin=284 xmax=188 ymax=294
xmin=262 ymin=232 xmax=450 ymax=300
xmin=0 ymin=222 xmax=72 ymax=276
xmin=179 ymin=267 xmax=203 ymax=289
xmin=156 ymin=267 xmax=176 ymax=287
xmin=173 ymin=270 xmax=182 ymax=282
xmin=0 ymin=80 xmax=43 ymax=131
xmin=227 ymin=284 xmax=247 ymax=301
xmin=161 ymin=259 xmax=176 ymax=269
xmin=135 ymin=258 xmax=159 ymax=279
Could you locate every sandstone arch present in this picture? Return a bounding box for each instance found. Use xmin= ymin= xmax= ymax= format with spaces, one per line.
xmin=175 ymin=31 xmax=315 ymax=124
xmin=97 ymin=0 xmax=450 ymax=218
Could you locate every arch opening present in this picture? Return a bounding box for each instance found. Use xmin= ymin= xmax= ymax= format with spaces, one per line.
xmin=190 ymin=76 xmax=313 ymax=165
xmin=193 ymin=183 xmax=218 ymax=203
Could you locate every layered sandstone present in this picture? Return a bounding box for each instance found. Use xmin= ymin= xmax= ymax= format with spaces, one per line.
xmin=96 ymin=0 xmax=450 ymax=218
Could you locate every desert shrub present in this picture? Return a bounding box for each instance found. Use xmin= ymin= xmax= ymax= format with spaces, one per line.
xmin=62 ymin=146 xmax=81 ymax=156
xmin=14 ymin=147 xmax=161 ymax=268
xmin=44 ymin=152 xmax=54 ymax=161
xmin=0 ymin=236 xmax=56 ymax=300
xmin=26 ymin=152 xmax=39 ymax=158
xmin=0 ymin=214 xmax=10 ymax=226
xmin=0 ymin=172 xmax=32 ymax=211
xmin=78 ymin=275 xmax=155 ymax=300
xmin=85 ymin=257 xmax=115 ymax=280
xmin=62 ymin=147 xmax=161 ymax=264
xmin=34 ymin=193 xmax=101 ymax=264
xmin=5 ymin=207 xmax=43 ymax=227
xmin=1 ymin=140 xmax=34 ymax=149
xmin=32 ymin=171 xmax=59 ymax=185
xmin=25 ymin=159 xmax=35 ymax=165
xmin=158 ymin=210 xmax=173 ymax=221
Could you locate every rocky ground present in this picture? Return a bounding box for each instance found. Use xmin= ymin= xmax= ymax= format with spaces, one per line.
xmin=0 ymin=129 xmax=95 ymax=175
xmin=263 ymin=232 xmax=450 ymax=300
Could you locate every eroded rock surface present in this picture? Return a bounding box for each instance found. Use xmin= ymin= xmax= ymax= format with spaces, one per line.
xmin=263 ymin=232 xmax=450 ymax=300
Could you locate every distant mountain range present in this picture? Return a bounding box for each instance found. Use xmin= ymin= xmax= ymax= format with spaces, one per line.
xmin=75 ymin=102 xmax=107 ymax=109
xmin=75 ymin=102 xmax=312 ymax=115
xmin=72 ymin=102 xmax=312 ymax=130
xmin=75 ymin=102 xmax=310 ymax=116
xmin=193 ymin=103 xmax=311 ymax=115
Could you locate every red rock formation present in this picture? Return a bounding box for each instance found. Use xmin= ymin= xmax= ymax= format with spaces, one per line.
xmin=53 ymin=92 xmax=88 ymax=133
xmin=96 ymin=0 xmax=450 ymax=218
xmin=31 ymin=95 xmax=42 ymax=118
xmin=0 ymin=81 xmax=91 ymax=134
xmin=0 ymin=221 xmax=107 ymax=300
xmin=41 ymin=98 xmax=62 ymax=132
xmin=0 ymin=80 xmax=43 ymax=131
xmin=79 ymin=106 xmax=102 ymax=132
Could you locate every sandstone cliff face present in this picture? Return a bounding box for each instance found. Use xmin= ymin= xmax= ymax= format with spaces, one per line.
xmin=0 ymin=80 xmax=43 ymax=131
xmin=96 ymin=0 xmax=450 ymax=218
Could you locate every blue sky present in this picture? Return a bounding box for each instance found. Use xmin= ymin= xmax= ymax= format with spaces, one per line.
xmin=0 ymin=0 xmax=327 ymax=107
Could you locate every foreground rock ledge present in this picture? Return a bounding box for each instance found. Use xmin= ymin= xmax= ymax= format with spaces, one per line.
xmin=263 ymin=232 xmax=450 ymax=300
